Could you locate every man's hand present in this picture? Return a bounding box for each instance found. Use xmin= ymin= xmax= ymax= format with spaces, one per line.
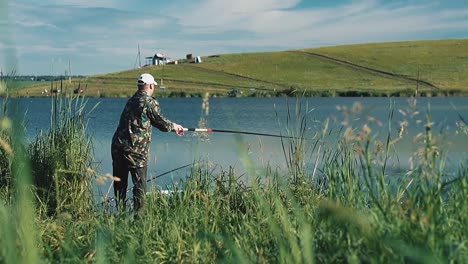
xmin=172 ymin=123 xmax=184 ymax=136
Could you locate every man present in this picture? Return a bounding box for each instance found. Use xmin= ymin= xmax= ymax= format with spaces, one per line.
xmin=111 ymin=73 xmax=184 ymax=211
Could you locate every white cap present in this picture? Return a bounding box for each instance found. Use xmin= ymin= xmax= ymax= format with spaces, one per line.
xmin=138 ymin=73 xmax=157 ymax=85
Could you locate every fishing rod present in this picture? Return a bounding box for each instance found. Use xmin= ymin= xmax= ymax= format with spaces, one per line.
xmin=182 ymin=127 xmax=299 ymax=139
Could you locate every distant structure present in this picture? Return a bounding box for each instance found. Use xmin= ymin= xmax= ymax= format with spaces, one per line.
xmin=144 ymin=52 xmax=178 ymax=66
xmin=186 ymin=54 xmax=202 ymax=63
xmin=134 ymin=44 xmax=142 ymax=69
xmin=146 ymin=53 xmax=167 ymax=66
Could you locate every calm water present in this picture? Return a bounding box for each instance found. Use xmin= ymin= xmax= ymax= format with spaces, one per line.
xmin=2 ymin=96 xmax=468 ymax=194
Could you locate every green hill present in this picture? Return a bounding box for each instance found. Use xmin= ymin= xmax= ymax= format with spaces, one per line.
xmin=10 ymin=38 xmax=468 ymax=97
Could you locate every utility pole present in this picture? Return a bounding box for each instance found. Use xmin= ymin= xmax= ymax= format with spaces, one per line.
xmin=138 ymin=44 xmax=141 ymax=68
xmin=160 ymin=61 xmax=165 ymax=89
xmin=134 ymin=44 xmax=142 ymax=69
xmin=68 ymin=59 xmax=72 ymax=83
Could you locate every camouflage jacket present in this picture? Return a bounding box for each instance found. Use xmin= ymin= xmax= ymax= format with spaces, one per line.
xmin=111 ymin=90 xmax=174 ymax=168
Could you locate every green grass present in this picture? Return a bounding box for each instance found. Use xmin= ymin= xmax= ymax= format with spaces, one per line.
xmin=10 ymin=38 xmax=468 ymax=98
xmin=7 ymin=80 xmax=41 ymax=89
xmin=1 ymin=80 xmax=42 ymax=97
xmin=28 ymin=95 xmax=96 ymax=217
xmin=309 ymin=39 xmax=468 ymax=89
xmin=1 ymin=85 xmax=468 ymax=262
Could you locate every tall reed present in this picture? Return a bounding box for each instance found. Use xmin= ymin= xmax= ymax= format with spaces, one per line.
xmin=1 ymin=76 xmax=42 ymax=263
xmin=28 ymin=84 xmax=97 ymax=217
xmin=0 ymin=104 xmax=13 ymax=191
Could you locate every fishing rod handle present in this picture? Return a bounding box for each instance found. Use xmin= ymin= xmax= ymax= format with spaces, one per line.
xmin=183 ymin=128 xmax=213 ymax=132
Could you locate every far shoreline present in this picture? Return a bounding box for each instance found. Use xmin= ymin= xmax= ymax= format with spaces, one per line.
xmin=4 ymin=88 xmax=468 ymax=99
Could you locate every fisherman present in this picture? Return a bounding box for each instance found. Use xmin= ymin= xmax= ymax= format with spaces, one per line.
xmin=111 ymin=73 xmax=184 ymax=212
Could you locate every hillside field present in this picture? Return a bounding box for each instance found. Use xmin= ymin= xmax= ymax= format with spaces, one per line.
xmin=8 ymin=38 xmax=468 ymax=97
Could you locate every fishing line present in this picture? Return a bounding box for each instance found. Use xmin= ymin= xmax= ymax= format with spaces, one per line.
xmin=97 ymin=163 xmax=193 ymax=208
xmin=182 ymin=127 xmax=300 ymax=139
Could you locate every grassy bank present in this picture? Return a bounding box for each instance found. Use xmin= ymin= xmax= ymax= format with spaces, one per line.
xmin=10 ymin=38 xmax=468 ymax=98
xmin=1 ymin=85 xmax=467 ymax=262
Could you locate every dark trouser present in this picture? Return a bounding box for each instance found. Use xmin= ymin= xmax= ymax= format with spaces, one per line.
xmin=112 ymin=158 xmax=147 ymax=212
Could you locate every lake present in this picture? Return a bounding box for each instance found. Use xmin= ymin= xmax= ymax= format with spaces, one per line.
xmin=2 ymin=96 xmax=467 ymax=196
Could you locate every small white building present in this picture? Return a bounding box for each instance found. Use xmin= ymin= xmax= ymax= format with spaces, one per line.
xmin=146 ymin=53 xmax=168 ymax=66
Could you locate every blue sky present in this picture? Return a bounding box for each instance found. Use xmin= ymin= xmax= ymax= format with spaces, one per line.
xmin=1 ymin=0 xmax=467 ymax=75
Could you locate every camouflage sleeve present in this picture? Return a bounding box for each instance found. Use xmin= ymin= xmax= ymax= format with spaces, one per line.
xmin=146 ymin=98 xmax=174 ymax=132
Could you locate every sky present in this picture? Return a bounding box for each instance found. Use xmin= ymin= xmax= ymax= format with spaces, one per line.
xmin=1 ymin=0 xmax=467 ymax=76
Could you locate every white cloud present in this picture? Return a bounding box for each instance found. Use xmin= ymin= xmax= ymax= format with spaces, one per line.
xmin=59 ymin=0 xmax=118 ymax=8
xmin=171 ymin=0 xmax=301 ymax=33
xmin=4 ymin=0 xmax=468 ymax=74
xmin=17 ymin=44 xmax=75 ymax=54
xmin=172 ymin=0 xmax=467 ymax=40
xmin=13 ymin=0 xmax=120 ymax=8
xmin=15 ymin=19 xmax=64 ymax=31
